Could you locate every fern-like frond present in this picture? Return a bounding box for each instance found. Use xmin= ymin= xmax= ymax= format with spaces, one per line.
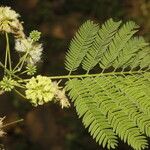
xmin=100 ymin=21 xmax=139 ymax=69
xmin=65 ymin=21 xmax=99 ymax=73
xmin=140 ymin=50 xmax=150 ymax=69
xmin=65 ymin=19 xmax=146 ymax=73
xmin=66 ymin=79 xmax=118 ymax=149
xmin=99 ymin=75 xmax=150 ymax=137
xmin=64 ymin=19 xmax=150 ymax=150
xmin=66 ymin=77 xmax=149 ymax=150
xmin=131 ymin=46 xmax=150 ymax=69
xmin=113 ymin=37 xmax=148 ymax=68
xmin=82 ymin=19 xmax=122 ymax=72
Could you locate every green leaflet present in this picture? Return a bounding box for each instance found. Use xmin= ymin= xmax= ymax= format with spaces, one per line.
xmin=131 ymin=46 xmax=150 ymax=69
xmin=65 ymin=19 xmax=150 ymax=73
xmin=65 ymin=20 xmax=99 ymax=73
xmin=66 ymin=79 xmax=118 ymax=149
xmin=82 ymin=19 xmax=122 ymax=72
xmin=113 ymin=37 xmax=148 ymax=68
xmin=99 ymin=21 xmax=139 ymax=69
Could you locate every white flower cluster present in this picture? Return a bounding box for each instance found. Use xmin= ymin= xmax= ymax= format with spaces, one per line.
xmin=15 ymin=37 xmax=43 ymax=65
xmin=0 ymin=7 xmax=24 ymax=38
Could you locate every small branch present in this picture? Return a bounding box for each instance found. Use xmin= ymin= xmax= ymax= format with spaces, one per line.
xmin=14 ymin=89 xmax=26 ymax=99
xmin=2 ymin=119 xmax=24 ymax=128
xmin=0 ymin=62 xmax=23 ymax=81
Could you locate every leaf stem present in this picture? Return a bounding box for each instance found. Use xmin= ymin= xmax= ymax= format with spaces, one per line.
xmin=48 ymin=70 xmax=148 ymax=79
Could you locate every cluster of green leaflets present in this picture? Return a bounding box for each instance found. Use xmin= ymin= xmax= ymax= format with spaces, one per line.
xmin=65 ymin=19 xmax=150 ymax=150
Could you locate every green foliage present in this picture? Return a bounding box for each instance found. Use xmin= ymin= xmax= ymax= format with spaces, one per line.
xmin=82 ymin=19 xmax=122 ymax=72
xmin=65 ymin=20 xmax=99 ymax=73
xmin=65 ymin=19 xmax=150 ymax=150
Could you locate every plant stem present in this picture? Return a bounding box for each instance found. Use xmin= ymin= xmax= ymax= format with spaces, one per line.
xmin=14 ymin=89 xmax=26 ymax=99
xmin=0 ymin=61 xmax=22 ymax=80
xmin=4 ymin=36 xmax=8 ymax=74
xmin=13 ymin=52 xmax=29 ymax=73
xmin=2 ymin=119 xmax=24 ymax=128
xmin=5 ymin=33 xmax=12 ymax=72
xmin=48 ymin=70 xmax=148 ymax=79
xmin=19 ymin=70 xmax=28 ymax=75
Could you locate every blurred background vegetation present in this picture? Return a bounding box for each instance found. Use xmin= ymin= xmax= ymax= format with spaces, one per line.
xmin=0 ymin=0 xmax=150 ymax=150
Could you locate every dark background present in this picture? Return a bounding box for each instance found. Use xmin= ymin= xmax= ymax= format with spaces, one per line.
xmin=0 ymin=0 xmax=150 ymax=150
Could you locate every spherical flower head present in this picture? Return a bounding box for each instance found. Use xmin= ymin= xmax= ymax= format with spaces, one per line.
xmin=0 ymin=7 xmax=20 ymax=33
xmin=25 ymin=75 xmax=56 ymax=106
xmin=15 ymin=38 xmax=43 ymax=65
xmin=15 ymin=38 xmax=33 ymax=52
xmin=28 ymin=43 xmax=43 ymax=65
xmin=0 ymin=76 xmax=17 ymax=92
xmin=29 ymin=30 xmax=41 ymax=42
xmin=0 ymin=7 xmax=19 ymax=20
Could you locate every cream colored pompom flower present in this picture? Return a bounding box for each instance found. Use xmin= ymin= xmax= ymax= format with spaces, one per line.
xmin=0 ymin=7 xmax=19 ymax=20
xmin=0 ymin=6 xmax=20 ymax=33
xmin=27 ymin=43 xmax=43 ymax=65
xmin=25 ymin=75 xmax=56 ymax=106
xmin=15 ymin=38 xmax=33 ymax=52
xmin=15 ymin=38 xmax=43 ymax=65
